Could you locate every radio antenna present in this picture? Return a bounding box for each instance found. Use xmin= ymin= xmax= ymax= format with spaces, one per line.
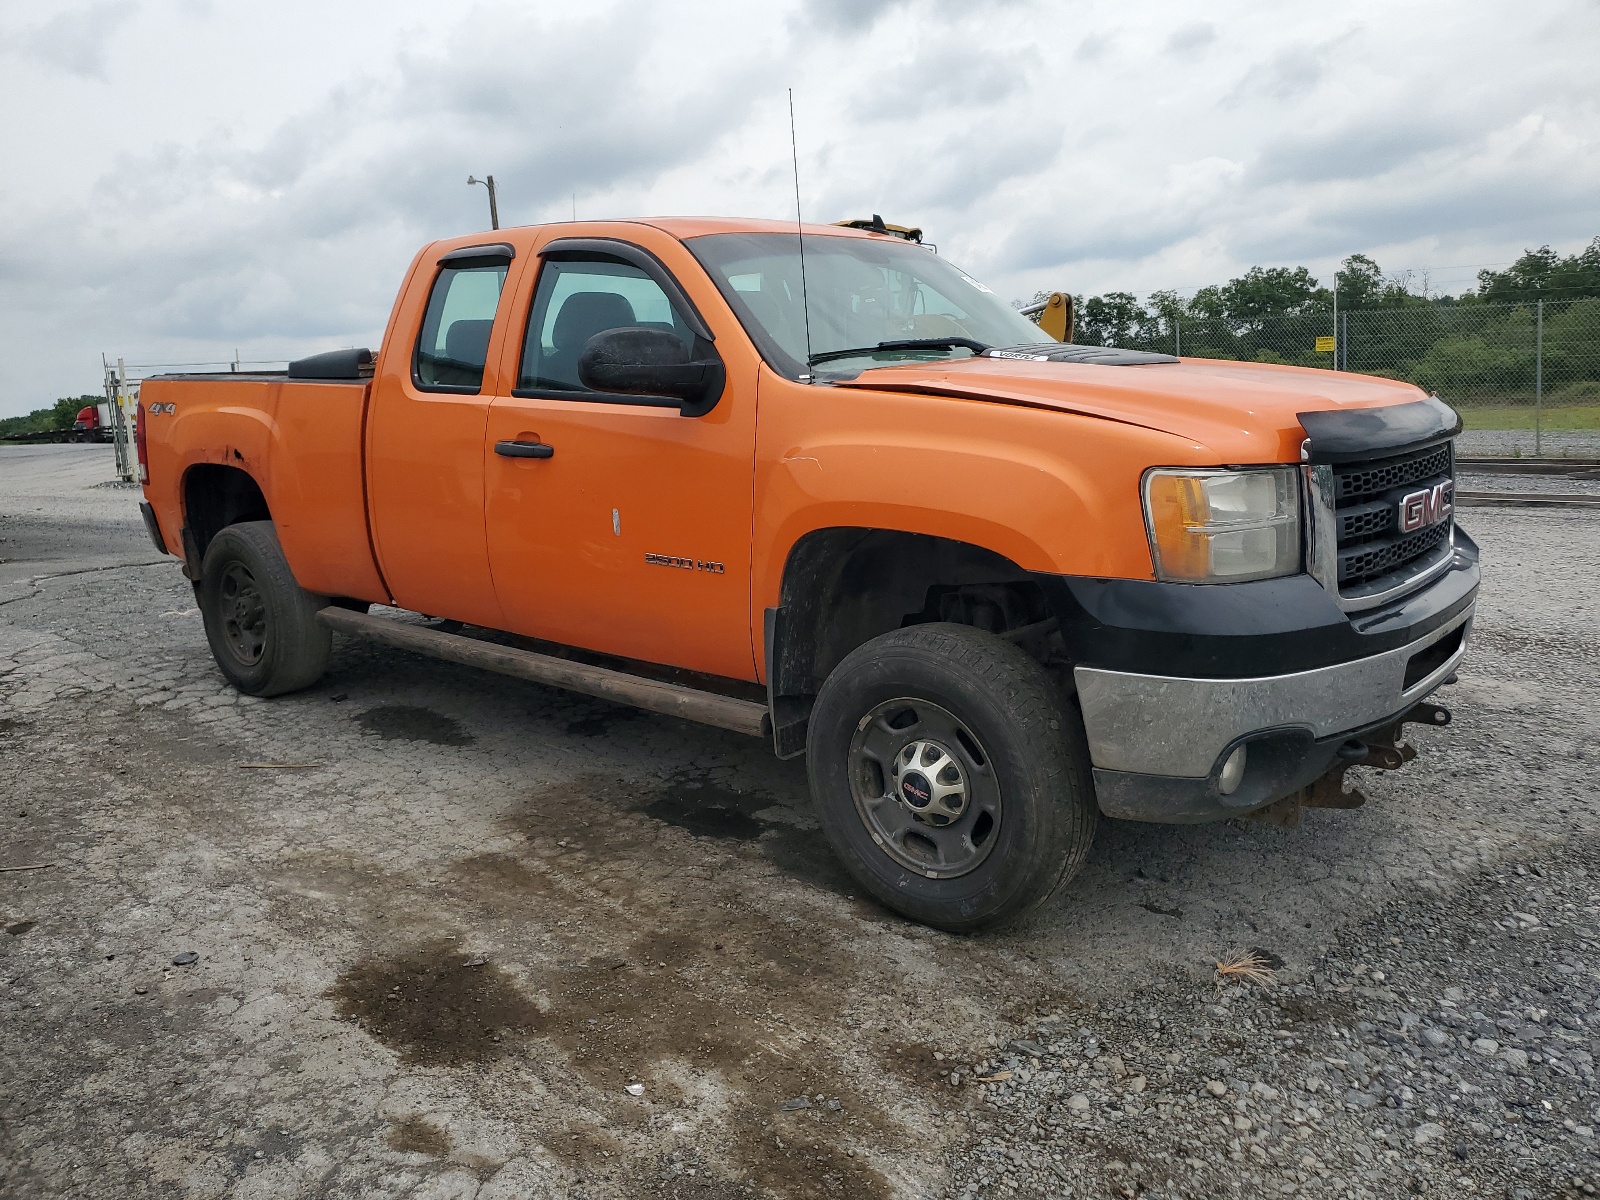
xmin=789 ymin=89 xmax=814 ymax=382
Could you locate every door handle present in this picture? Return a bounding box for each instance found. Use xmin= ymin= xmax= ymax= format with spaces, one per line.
xmin=494 ymin=440 xmax=554 ymax=459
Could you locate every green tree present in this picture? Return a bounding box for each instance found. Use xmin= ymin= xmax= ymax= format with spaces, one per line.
xmin=1076 ymin=292 xmax=1145 ymax=346
xmin=1220 ymin=266 xmax=1321 ymax=328
xmin=1145 ymin=289 xmax=1185 ymax=332
xmin=0 ymin=395 xmax=101 ymax=438
xmin=1335 ymin=254 xmax=1384 ymax=309
xmin=1186 ymin=285 xmax=1228 ymax=324
xmin=1478 ymin=238 xmax=1600 ymax=303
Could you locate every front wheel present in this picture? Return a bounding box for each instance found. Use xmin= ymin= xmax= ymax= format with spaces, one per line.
xmin=806 ymin=623 xmax=1097 ymax=932
xmin=198 ymin=521 xmax=330 ymax=696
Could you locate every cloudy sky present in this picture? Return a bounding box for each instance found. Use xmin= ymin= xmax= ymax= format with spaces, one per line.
xmin=1 ymin=0 xmax=1596 ymax=415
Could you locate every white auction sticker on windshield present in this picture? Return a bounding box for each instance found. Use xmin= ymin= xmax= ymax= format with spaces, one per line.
xmin=953 ymin=267 xmax=993 ymax=294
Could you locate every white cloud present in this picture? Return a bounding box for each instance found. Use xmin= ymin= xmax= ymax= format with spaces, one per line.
xmin=1165 ymin=22 xmax=1216 ymax=56
xmin=1 ymin=0 xmax=1598 ymax=413
xmin=7 ymin=1 xmax=135 ymax=81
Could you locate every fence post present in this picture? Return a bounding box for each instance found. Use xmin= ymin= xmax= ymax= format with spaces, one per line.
xmin=1331 ymin=289 xmax=1338 ymax=371
xmin=1174 ymin=318 xmax=1181 ymax=357
xmin=1535 ymin=299 xmax=1543 ymax=457
xmin=1341 ymin=313 xmax=1348 ymax=371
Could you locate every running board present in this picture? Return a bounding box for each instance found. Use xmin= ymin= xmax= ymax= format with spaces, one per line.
xmin=316 ymin=607 xmax=770 ymax=739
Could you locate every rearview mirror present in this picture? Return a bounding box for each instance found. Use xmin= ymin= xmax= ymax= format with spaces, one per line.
xmin=577 ymin=327 xmax=725 ymax=417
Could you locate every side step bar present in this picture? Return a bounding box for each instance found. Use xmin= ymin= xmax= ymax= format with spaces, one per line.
xmin=316 ymin=607 xmax=770 ymax=739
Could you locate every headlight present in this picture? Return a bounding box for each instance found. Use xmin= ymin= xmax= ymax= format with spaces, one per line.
xmin=1142 ymin=467 xmax=1301 ymax=583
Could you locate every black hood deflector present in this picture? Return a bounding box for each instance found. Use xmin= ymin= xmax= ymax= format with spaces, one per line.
xmin=1297 ymin=395 xmax=1461 ymax=463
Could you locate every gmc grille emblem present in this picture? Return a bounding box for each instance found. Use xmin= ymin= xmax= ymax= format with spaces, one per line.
xmin=1398 ymin=481 xmax=1454 ymax=533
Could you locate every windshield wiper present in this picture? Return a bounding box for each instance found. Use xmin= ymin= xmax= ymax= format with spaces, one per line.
xmin=808 ymin=337 xmax=990 ymax=367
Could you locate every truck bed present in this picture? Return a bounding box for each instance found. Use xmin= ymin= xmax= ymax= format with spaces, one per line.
xmin=139 ymin=373 xmax=389 ymax=604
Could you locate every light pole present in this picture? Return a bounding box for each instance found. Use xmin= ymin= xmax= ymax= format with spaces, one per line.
xmin=468 ymin=175 xmax=499 ymax=230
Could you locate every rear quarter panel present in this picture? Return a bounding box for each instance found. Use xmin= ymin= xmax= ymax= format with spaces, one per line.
xmin=140 ymin=376 xmax=387 ymax=602
xmin=141 ymin=376 xmax=278 ymax=553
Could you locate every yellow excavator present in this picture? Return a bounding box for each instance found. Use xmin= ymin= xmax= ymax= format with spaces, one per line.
xmin=834 ymin=217 xmax=1074 ymax=343
xmin=1018 ymin=292 xmax=1074 ymax=342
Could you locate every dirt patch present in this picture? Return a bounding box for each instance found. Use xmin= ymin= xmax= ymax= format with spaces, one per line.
xmin=499 ymin=770 xmax=828 ymax=879
xmin=545 ymin=1123 xmax=626 ymax=1169
xmin=385 ymin=1115 xmax=452 ymax=1156
xmin=355 ymin=704 xmax=474 ymax=746
xmin=447 ymin=851 xmax=560 ymax=916
xmin=1274 ymin=992 xmax=1360 ymax=1029
xmin=882 ymin=1041 xmax=960 ymax=1089
xmin=6 ymin=920 xmax=36 ymax=936
xmin=564 ymin=705 xmax=639 ymax=738
xmin=437 ymin=782 xmax=912 ymax=1200
xmin=512 ymin=768 xmax=858 ymax=899
xmin=755 ymin=821 xmax=860 ymax=900
xmin=415 ymin=807 xmax=906 ymax=1199
xmin=328 ymin=940 xmax=541 ymax=1066
xmin=533 ymin=924 xmax=898 ymax=1199
xmin=644 ymin=775 xmax=767 ymax=840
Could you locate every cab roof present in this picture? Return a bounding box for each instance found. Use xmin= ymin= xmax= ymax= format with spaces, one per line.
xmin=608 ymin=216 xmax=903 ymax=242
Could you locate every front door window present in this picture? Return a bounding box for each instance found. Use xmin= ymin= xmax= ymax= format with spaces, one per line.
xmin=519 ymin=260 xmax=695 ymax=393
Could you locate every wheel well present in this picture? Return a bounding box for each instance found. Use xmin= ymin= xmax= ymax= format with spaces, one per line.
xmin=183 ymin=464 xmax=270 ymax=569
xmin=766 ymin=529 xmax=1062 ymax=756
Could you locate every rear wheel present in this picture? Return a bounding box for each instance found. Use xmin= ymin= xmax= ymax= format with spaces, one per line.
xmin=806 ymin=623 xmax=1096 ymax=932
xmin=198 ymin=521 xmax=330 ymax=696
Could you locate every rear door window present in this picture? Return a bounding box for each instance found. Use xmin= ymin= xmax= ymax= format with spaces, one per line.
xmin=414 ymin=264 xmax=508 ymax=392
xmin=518 ymin=259 xmax=694 ymax=393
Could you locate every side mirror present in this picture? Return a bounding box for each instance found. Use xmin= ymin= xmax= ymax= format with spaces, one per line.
xmin=577 ymin=327 xmax=725 ymax=417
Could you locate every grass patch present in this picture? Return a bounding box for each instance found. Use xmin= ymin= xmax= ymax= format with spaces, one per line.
xmin=1459 ymin=404 xmax=1600 ymax=431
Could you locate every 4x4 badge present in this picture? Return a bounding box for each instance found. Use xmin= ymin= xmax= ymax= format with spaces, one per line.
xmin=1398 ymin=481 xmax=1453 ymax=533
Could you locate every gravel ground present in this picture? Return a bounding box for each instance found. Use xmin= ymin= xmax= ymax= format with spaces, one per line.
xmin=1457 ymin=430 xmax=1600 ymax=459
xmin=1457 ymin=472 xmax=1600 ymax=499
xmin=948 ymin=845 xmax=1600 ymax=1200
xmin=2 ymin=443 xmax=1599 ymax=1200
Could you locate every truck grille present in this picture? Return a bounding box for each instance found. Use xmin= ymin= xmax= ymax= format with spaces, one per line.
xmin=1329 ymin=441 xmax=1455 ymax=593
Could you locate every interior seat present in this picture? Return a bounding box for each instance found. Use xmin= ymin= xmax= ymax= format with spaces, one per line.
xmin=541 ymin=292 xmax=638 ymax=389
xmin=416 ymin=318 xmax=495 ymax=387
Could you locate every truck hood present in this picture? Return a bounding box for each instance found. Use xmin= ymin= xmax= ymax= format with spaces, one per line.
xmin=838 ymin=355 xmax=1432 ymax=463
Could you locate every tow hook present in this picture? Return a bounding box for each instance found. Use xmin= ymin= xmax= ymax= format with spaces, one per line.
xmin=1322 ymin=699 xmax=1452 ymax=795
xmin=1251 ymin=700 xmax=1453 ymax=828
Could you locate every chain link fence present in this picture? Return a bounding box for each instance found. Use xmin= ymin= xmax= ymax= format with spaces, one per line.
xmin=1083 ymin=297 xmax=1600 ymax=457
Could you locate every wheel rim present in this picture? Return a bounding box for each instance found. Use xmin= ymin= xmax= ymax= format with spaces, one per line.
xmin=846 ymin=697 xmax=1002 ymax=879
xmin=218 ymin=560 xmax=267 ymax=666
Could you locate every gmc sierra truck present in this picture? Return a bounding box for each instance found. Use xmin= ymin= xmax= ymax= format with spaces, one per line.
xmin=136 ymin=217 xmax=1475 ymax=931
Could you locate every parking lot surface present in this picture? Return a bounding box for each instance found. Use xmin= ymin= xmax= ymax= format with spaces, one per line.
xmin=2 ymin=443 xmax=1598 ymax=1200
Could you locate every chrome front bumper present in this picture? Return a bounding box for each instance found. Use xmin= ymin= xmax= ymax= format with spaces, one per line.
xmin=1074 ymin=604 xmax=1472 ymax=815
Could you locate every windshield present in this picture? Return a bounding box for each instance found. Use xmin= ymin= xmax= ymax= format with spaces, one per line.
xmin=685 ymin=232 xmax=1047 ymax=378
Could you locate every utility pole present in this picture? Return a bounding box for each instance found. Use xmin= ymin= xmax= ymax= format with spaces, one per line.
xmin=468 ymin=175 xmax=500 ymax=230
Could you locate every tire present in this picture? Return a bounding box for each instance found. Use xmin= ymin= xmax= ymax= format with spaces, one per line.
xmin=806 ymin=623 xmax=1097 ymax=932
xmin=197 ymin=521 xmax=330 ymax=696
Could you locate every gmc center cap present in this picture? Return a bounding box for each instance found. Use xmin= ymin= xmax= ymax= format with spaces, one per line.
xmin=900 ymin=771 xmax=933 ymax=810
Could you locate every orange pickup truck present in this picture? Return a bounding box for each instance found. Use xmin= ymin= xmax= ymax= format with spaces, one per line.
xmin=137 ymin=217 xmax=1476 ymax=930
